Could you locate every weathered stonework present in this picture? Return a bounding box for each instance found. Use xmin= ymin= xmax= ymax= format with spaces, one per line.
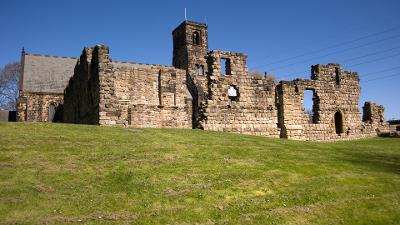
xmin=387 ymin=120 xmax=400 ymax=137
xmin=63 ymin=45 xmax=192 ymax=128
xmin=17 ymin=20 xmax=392 ymax=141
xmin=199 ymin=51 xmax=279 ymax=137
xmin=276 ymin=64 xmax=385 ymax=141
xmin=17 ymin=92 xmax=63 ymax=122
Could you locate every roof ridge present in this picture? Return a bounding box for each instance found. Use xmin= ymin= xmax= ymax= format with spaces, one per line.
xmin=25 ymin=53 xmax=77 ymax=60
xmin=112 ymin=60 xmax=173 ymax=68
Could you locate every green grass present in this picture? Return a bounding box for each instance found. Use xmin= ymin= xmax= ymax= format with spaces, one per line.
xmin=0 ymin=122 xmax=399 ymax=224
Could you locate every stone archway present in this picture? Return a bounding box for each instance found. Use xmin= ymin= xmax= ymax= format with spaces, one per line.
xmin=48 ymin=103 xmax=56 ymax=122
xmin=334 ymin=111 xmax=343 ymax=135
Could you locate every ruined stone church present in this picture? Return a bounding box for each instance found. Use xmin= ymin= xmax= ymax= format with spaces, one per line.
xmin=17 ymin=20 xmax=388 ymax=141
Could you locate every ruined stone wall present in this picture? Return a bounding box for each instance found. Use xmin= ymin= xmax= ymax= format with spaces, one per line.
xmin=64 ymin=45 xmax=192 ymax=128
xmin=277 ymin=64 xmax=381 ymax=141
xmin=105 ymin=65 xmax=192 ymax=128
xmin=388 ymin=120 xmax=400 ymax=137
xmin=63 ymin=47 xmax=100 ymax=124
xmin=362 ymin=101 xmax=390 ymax=134
xmin=17 ymin=92 xmax=63 ymax=122
xmin=363 ymin=102 xmax=385 ymax=124
xmin=197 ymin=50 xmax=280 ymax=137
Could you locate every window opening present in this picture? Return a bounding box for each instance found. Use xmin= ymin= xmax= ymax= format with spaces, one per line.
xmin=228 ymin=85 xmax=239 ymax=101
xmin=193 ymin=31 xmax=200 ymax=45
xmin=220 ymin=58 xmax=232 ymax=76
xmin=335 ymin=68 xmax=340 ymax=85
xmin=334 ymin=111 xmax=343 ymax=134
xmin=303 ymin=89 xmax=318 ymax=123
xmin=195 ymin=64 xmax=204 ymax=75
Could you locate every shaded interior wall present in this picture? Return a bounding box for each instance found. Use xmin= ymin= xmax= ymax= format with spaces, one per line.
xmin=277 ymin=64 xmax=382 ymax=141
xmin=63 ymin=47 xmax=100 ymax=124
xmin=199 ymin=51 xmax=280 ymax=137
xmin=17 ymin=92 xmax=63 ymax=122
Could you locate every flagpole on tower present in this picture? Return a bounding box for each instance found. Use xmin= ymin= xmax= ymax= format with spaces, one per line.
xmin=185 ymin=8 xmax=187 ymax=21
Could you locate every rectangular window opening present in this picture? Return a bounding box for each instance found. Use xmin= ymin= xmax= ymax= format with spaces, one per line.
xmin=335 ymin=68 xmax=340 ymax=85
xmin=220 ymin=58 xmax=232 ymax=76
xmin=195 ymin=64 xmax=204 ymax=75
xmin=303 ymin=89 xmax=318 ymax=123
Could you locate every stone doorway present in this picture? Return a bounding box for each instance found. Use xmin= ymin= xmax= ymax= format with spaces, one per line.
xmin=48 ymin=104 xmax=56 ymax=122
xmin=334 ymin=111 xmax=343 ymax=135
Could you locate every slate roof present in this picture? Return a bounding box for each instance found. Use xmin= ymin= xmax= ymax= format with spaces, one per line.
xmin=21 ymin=54 xmax=77 ymax=93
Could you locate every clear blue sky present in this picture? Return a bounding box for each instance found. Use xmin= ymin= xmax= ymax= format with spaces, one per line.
xmin=0 ymin=0 xmax=399 ymax=119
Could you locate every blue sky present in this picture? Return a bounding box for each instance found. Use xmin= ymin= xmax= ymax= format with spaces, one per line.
xmin=0 ymin=0 xmax=399 ymax=119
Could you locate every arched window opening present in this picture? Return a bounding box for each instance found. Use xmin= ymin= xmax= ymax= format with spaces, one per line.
xmin=48 ymin=104 xmax=56 ymax=122
xmin=334 ymin=111 xmax=343 ymax=135
xmin=228 ymin=85 xmax=239 ymax=101
xmin=193 ymin=31 xmax=200 ymax=45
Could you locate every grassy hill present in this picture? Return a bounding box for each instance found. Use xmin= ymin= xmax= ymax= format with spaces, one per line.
xmin=0 ymin=122 xmax=399 ymax=224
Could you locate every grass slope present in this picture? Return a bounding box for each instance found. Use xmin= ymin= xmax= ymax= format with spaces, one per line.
xmin=0 ymin=122 xmax=399 ymax=224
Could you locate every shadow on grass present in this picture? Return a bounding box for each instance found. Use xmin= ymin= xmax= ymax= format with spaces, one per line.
xmin=336 ymin=150 xmax=400 ymax=175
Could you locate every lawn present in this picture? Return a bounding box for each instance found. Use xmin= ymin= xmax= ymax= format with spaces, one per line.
xmin=0 ymin=122 xmax=399 ymax=224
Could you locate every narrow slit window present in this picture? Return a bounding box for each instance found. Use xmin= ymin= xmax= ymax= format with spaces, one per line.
xmin=220 ymin=58 xmax=232 ymax=76
xmin=335 ymin=68 xmax=340 ymax=85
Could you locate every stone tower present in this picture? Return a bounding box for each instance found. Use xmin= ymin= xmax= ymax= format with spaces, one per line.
xmin=172 ymin=20 xmax=208 ymax=74
xmin=172 ymin=21 xmax=209 ymax=128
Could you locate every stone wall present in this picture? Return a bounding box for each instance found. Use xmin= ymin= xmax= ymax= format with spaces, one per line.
xmin=102 ymin=65 xmax=192 ymax=128
xmin=362 ymin=101 xmax=390 ymax=134
xmin=277 ymin=64 xmax=381 ymax=141
xmin=199 ymin=51 xmax=279 ymax=137
xmin=388 ymin=120 xmax=400 ymax=137
xmin=17 ymin=92 xmax=63 ymax=122
xmin=363 ymin=102 xmax=385 ymax=124
xmin=64 ymin=45 xmax=192 ymax=128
